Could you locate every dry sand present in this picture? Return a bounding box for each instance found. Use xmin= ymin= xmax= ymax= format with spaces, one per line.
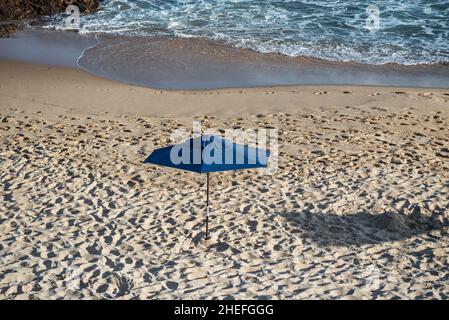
xmin=1 ymin=59 xmax=449 ymax=299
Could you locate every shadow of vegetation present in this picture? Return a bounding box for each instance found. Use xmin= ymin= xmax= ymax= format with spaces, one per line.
xmin=280 ymin=207 xmax=449 ymax=246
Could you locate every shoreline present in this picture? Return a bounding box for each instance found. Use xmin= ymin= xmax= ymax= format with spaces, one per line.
xmin=2 ymin=58 xmax=449 ymax=119
xmin=1 ymin=30 xmax=449 ymax=90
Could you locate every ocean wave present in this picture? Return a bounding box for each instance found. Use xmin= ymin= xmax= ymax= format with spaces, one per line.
xmin=39 ymin=0 xmax=449 ymax=65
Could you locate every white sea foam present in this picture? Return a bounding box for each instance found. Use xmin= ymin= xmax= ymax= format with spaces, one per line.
xmin=39 ymin=0 xmax=449 ymax=65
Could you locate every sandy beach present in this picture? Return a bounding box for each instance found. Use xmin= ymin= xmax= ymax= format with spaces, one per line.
xmin=1 ymin=58 xmax=448 ymax=299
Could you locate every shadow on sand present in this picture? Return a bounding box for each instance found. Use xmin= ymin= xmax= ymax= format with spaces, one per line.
xmin=280 ymin=206 xmax=449 ymax=246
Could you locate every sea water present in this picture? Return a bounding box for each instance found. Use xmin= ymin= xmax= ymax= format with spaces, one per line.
xmin=42 ymin=0 xmax=449 ymax=65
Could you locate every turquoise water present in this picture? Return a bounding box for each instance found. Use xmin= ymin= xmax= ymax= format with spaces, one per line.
xmin=43 ymin=0 xmax=449 ymax=65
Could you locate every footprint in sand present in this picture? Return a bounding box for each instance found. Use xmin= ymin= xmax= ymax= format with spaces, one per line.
xmin=165 ymin=281 xmax=179 ymax=290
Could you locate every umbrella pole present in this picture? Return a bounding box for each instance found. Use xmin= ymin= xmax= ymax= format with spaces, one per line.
xmin=205 ymin=172 xmax=210 ymax=240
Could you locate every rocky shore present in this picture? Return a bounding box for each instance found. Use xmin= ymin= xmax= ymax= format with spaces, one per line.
xmin=0 ymin=0 xmax=101 ymax=37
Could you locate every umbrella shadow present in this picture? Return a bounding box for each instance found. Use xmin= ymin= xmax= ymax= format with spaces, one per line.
xmin=279 ymin=208 xmax=449 ymax=247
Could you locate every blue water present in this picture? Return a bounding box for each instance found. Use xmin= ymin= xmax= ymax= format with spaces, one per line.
xmin=43 ymin=0 xmax=449 ymax=65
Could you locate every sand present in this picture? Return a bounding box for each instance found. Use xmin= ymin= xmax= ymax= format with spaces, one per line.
xmin=1 ymin=59 xmax=449 ymax=299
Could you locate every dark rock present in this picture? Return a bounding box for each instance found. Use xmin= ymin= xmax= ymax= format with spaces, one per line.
xmin=0 ymin=24 xmax=20 ymax=37
xmin=0 ymin=0 xmax=101 ymax=37
xmin=0 ymin=1 xmax=101 ymax=21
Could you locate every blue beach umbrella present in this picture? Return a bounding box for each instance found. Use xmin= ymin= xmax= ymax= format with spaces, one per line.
xmin=144 ymin=134 xmax=270 ymax=240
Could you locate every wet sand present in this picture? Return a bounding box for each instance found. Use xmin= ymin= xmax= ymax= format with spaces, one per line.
xmin=2 ymin=30 xmax=449 ymax=89
xmin=1 ymin=59 xmax=449 ymax=299
xmin=0 ymin=30 xmax=97 ymax=68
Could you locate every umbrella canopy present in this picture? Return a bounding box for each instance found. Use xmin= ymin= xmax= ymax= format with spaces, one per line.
xmin=144 ymin=134 xmax=270 ymax=172
xmin=144 ymin=134 xmax=270 ymax=240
